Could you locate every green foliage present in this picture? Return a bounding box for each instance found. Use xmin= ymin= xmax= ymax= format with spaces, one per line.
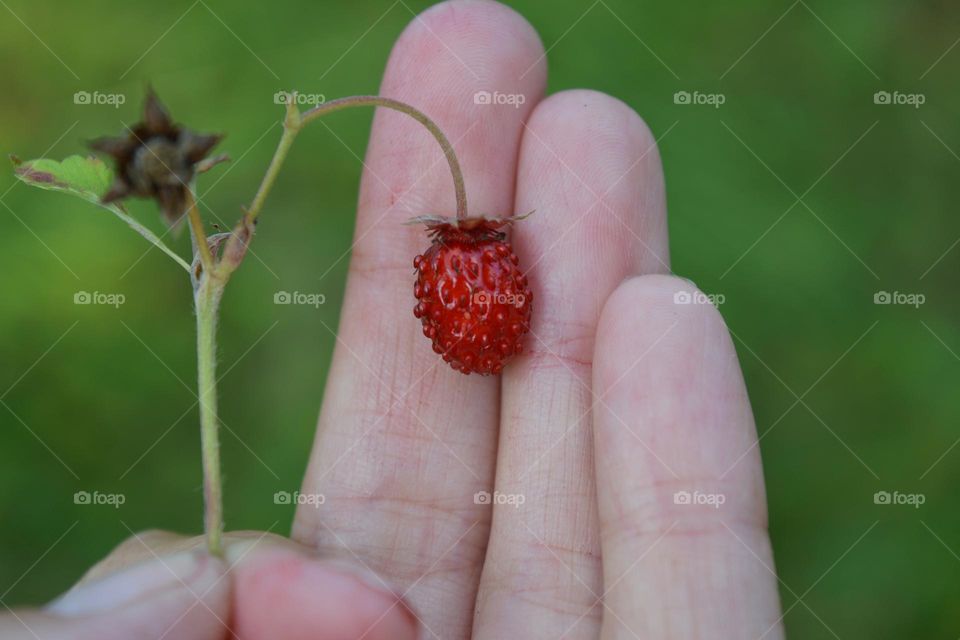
xmin=14 ymin=155 xmax=113 ymax=204
xmin=13 ymin=155 xmax=190 ymax=271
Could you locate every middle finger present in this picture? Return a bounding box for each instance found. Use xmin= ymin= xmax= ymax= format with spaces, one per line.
xmin=474 ymin=89 xmax=669 ymax=639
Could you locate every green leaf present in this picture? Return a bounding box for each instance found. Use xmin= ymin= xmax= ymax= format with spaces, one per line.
xmin=14 ymin=155 xmax=114 ymax=205
xmin=13 ymin=155 xmax=191 ymax=272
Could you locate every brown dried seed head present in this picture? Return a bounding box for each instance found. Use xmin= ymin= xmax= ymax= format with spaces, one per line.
xmin=88 ymin=89 xmax=223 ymax=226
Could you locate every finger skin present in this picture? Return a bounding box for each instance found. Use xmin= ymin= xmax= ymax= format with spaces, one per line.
xmin=0 ymin=551 xmax=228 ymax=640
xmin=75 ymin=529 xmax=194 ymax=584
xmin=291 ymin=1 xmax=546 ymax=637
xmin=473 ymin=90 xmax=667 ymax=639
xmin=230 ymin=543 xmax=418 ymax=640
xmin=593 ymin=275 xmax=784 ymax=640
xmin=1 ymin=532 xmax=418 ymax=640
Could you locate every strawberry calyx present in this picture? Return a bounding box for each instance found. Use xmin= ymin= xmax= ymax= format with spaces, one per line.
xmin=406 ymin=212 xmax=533 ymax=245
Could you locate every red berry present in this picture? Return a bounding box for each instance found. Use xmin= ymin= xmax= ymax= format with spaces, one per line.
xmin=412 ymin=215 xmax=532 ymax=375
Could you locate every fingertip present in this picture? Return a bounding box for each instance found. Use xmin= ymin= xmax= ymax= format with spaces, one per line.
xmin=593 ymin=273 xmax=765 ymax=527
xmin=45 ymin=550 xmax=229 ymax=640
xmin=595 ymin=274 xmax=730 ymax=390
xmin=526 ymin=89 xmax=661 ymax=163
xmin=521 ymin=89 xmax=666 ymax=240
xmin=391 ymin=0 xmax=547 ymax=89
xmin=232 ymin=546 xmax=418 ymax=640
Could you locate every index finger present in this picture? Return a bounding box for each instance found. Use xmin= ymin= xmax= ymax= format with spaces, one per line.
xmin=291 ymin=1 xmax=547 ymax=637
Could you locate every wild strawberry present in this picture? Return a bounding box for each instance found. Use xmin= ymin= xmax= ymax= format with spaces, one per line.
xmin=411 ymin=214 xmax=532 ymax=375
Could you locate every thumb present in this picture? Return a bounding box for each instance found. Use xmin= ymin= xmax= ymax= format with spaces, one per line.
xmin=225 ymin=539 xmax=419 ymax=640
xmin=0 ymin=550 xmax=229 ymax=640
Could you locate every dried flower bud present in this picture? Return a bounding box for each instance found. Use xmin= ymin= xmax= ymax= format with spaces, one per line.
xmin=89 ymin=90 xmax=223 ymax=226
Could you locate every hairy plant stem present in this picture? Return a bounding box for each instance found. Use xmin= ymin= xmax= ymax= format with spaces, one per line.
xmin=246 ymin=95 xmax=468 ymax=223
xmin=186 ymin=190 xmax=214 ymax=272
xmin=195 ymin=274 xmax=225 ymax=557
xmin=192 ymin=94 xmax=466 ymax=556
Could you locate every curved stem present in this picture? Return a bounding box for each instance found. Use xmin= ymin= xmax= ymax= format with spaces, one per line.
xmin=246 ymin=95 xmax=468 ymax=224
xmin=303 ymin=96 xmax=467 ymax=219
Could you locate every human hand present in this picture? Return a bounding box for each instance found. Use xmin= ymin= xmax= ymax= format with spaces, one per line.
xmin=290 ymin=1 xmax=785 ymax=639
xmin=0 ymin=532 xmax=418 ymax=640
xmin=1 ymin=2 xmax=784 ymax=638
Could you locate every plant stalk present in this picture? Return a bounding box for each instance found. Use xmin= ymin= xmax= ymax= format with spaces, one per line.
xmin=186 ymin=190 xmax=214 ymax=272
xmin=190 ymin=94 xmax=467 ymax=556
xmin=246 ymin=118 xmax=300 ymax=226
xmin=195 ymin=274 xmax=225 ymax=557
xmin=246 ymin=95 xmax=468 ymax=223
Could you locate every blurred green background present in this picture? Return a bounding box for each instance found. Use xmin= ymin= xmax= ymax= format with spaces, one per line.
xmin=1 ymin=0 xmax=957 ymax=636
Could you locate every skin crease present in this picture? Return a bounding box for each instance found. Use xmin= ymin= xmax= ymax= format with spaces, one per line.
xmin=0 ymin=1 xmax=784 ymax=638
